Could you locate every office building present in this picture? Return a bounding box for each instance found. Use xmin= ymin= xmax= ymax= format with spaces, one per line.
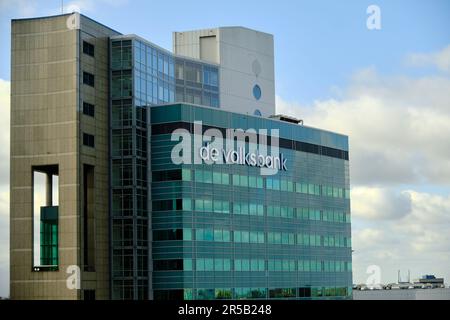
xmin=10 ymin=12 xmax=352 ymax=300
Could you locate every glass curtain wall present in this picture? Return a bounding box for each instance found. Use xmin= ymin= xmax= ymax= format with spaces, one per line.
xmin=110 ymin=37 xmax=219 ymax=300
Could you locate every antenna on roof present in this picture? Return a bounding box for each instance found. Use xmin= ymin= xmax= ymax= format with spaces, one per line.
xmin=61 ymin=0 xmax=64 ymax=14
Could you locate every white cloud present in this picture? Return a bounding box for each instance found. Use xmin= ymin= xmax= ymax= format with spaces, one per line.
xmin=276 ymin=50 xmax=450 ymax=284
xmin=406 ymin=45 xmax=450 ymax=73
xmin=276 ymin=67 xmax=450 ymax=186
xmin=62 ymin=0 xmax=129 ymax=14
xmin=351 ymin=187 xmax=411 ymax=220
xmin=0 ymin=79 xmax=9 ymax=298
xmin=351 ymin=188 xmax=450 ymax=284
xmin=0 ymin=79 xmax=9 ymax=186
xmin=351 ymin=188 xmax=450 ymax=247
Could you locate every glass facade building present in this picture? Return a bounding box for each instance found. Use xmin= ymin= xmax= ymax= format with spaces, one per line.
xmin=110 ymin=36 xmax=220 ymax=299
xmin=12 ymin=13 xmax=349 ymax=301
xmin=110 ymin=34 xmax=351 ymax=300
xmin=148 ymin=104 xmax=351 ymax=300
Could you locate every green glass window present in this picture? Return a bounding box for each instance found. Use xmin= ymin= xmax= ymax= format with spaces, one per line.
xmin=195 ymin=199 xmax=204 ymax=211
xmin=182 ymin=198 xmax=191 ymax=211
xmin=273 ymin=206 xmax=280 ymax=217
xmin=333 ymin=187 xmax=339 ymax=198
xmin=326 ymin=186 xmax=333 ymax=197
xmin=203 ymin=170 xmax=212 ymax=184
xmin=241 ymin=231 xmax=249 ymax=243
xmin=223 ymin=230 xmax=230 ymax=242
xmin=250 ymin=260 xmax=258 ymax=271
xmin=184 ymin=259 xmax=192 ymax=271
xmin=195 ymin=170 xmax=203 ymax=183
xmin=213 ymin=200 xmax=222 ymax=213
xmin=183 ymin=229 xmax=192 ymax=241
xmin=204 ymin=229 xmax=213 ymax=241
xmin=196 ymin=259 xmax=205 ymax=271
xmin=205 ymin=258 xmax=214 ymax=271
xmin=224 ymin=259 xmax=231 ymax=271
xmin=215 ymin=259 xmax=224 ymax=271
xmin=249 ymin=176 xmax=257 ymax=188
xmin=249 ymin=203 xmax=257 ymax=215
xmin=223 ymin=201 xmax=230 ymax=214
xmin=240 ymin=175 xmax=248 ymax=187
xmin=232 ymin=203 xmax=240 ymax=214
xmin=222 ymin=173 xmax=230 ymax=185
xmin=213 ymin=171 xmax=221 ymax=184
xmin=214 ymin=229 xmax=223 ymax=242
xmin=287 ymin=181 xmax=294 ymax=192
xmin=250 ymin=231 xmax=258 ymax=243
xmin=287 ymin=207 xmax=294 ymax=218
xmin=258 ymin=232 xmax=265 ymax=244
xmin=234 ymin=231 xmax=241 ymax=242
xmin=272 ymin=179 xmax=280 ymax=190
xmin=281 ymin=206 xmax=287 ymax=218
xmin=184 ymin=289 xmax=193 ymax=300
xmin=298 ymin=260 xmax=304 ymax=272
xmin=280 ymin=179 xmax=287 ymax=191
xmin=241 ymin=259 xmax=250 ymax=271
xmin=182 ymin=168 xmax=191 ymax=181
xmin=204 ymin=199 xmax=212 ymax=212
xmin=274 ymin=232 xmax=281 ymax=244
xmin=301 ymin=183 xmax=308 ymax=193
xmin=257 ymin=177 xmax=264 ymax=188
xmin=232 ymin=174 xmax=240 ymax=186
xmin=257 ymin=204 xmax=264 ymax=216
xmin=40 ymin=206 xmax=58 ymax=266
xmin=308 ymin=184 xmax=315 ymax=195
xmin=196 ymin=229 xmax=204 ymax=241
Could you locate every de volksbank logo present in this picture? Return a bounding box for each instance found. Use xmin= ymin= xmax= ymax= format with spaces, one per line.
xmin=171 ymin=121 xmax=286 ymax=176
xmin=199 ymin=146 xmax=287 ymax=171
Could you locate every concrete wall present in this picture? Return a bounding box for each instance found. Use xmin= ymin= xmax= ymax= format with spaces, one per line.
xmin=353 ymin=288 xmax=450 ymax=300
xmin=10 ymin=13 xmax=119 ymax=300
xmin=77 ymin=14 xmax=120 ymax=300
xmin=173 ymin=27 xmax=275 ymax=117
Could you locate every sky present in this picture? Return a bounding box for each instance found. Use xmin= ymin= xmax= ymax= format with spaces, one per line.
xmin=0 ymin=0 xmax=449 ymax=297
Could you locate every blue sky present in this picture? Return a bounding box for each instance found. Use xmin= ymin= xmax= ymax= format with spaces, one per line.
xmin=0 ymin=0 xmax=449 ymax=296
xmin=1 ymin=0 xmax=449 ymax=104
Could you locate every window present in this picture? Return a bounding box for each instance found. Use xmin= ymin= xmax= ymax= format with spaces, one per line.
xmin=152 ymin=199 xmax=183 ymax=211
xmin=83 ymin=71 xmax=95 ymax=87
xmin=153 ymin=259 xmax=184 ymax=271
xmin=40 ymin=206 xmax=58 ymax=266
xmin=84 ymin=290 xmax=95 ymax=300
xmin=83 ymin=41 xmax=95 ymax=57
xmin=153 ymin=169 xmax=182 ymax=182
xmin=253 ymin=84 xmax=262 ymax=100
xmin=83 ymin=133 xmax=95 ymax=148
xmin=153 ymin=229 xmax=183 ymax=241
xmin=83 ymin=102 xmax=95 ymax=117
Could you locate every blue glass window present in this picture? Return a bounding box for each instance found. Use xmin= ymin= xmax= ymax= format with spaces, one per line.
xmin=253 ymin=84 xmax=262 ymax=100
